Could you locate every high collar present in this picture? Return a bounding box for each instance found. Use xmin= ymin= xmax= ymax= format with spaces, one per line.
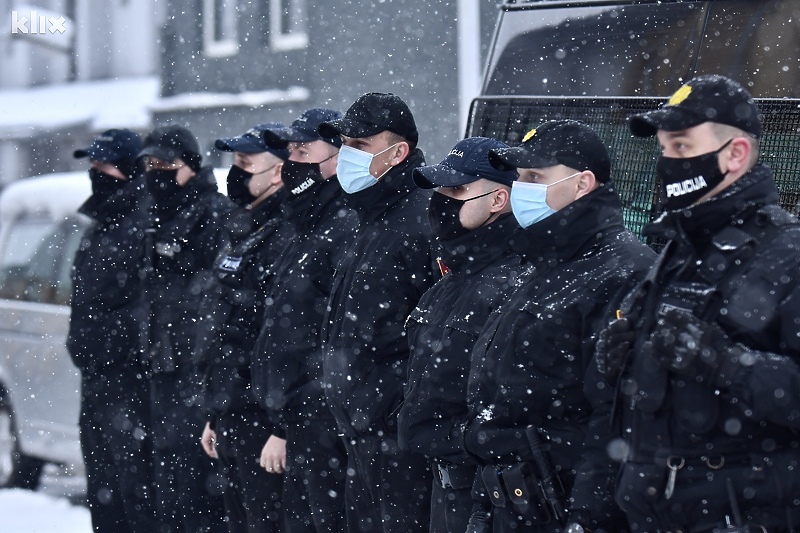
xmin=79 ymin=175 xmax=143 ymax=224
xmin=438 ymin=213 xmax=519 ymax=275
xmin=644 ymin=163 xmax=779 ymax=246
xmin=250 ymin=186 xmax=288 ymax=228
xmin=151 ymin=166 xmax=218 ymax=217
xmin=227 ymin=187 xmax=288 ymax=242
xmin=513 ymin=181 xmax=626 ymax=264
xmin=344 ymin=148 xmax=426 ymax=221
xmin=281 ymin=176 xmax=345 ymax=232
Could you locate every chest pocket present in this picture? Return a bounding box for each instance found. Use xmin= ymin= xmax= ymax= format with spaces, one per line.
xmin=658 ymin=281 xmax=721 ymax=434
xmin=406 ymin=305 xmax=430 ymax=328
xmin=515 ymin=300 xmax=578 ymax=374
xmin=445 ymin=309 xmax=484 ymax=339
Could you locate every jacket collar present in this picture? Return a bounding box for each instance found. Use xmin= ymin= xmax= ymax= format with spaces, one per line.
xmin=644 ymin=163 xmax=779 ymax=246
xmin=281 ymin=176 xmax=345 ymax=232
xmin=151 ymin=166 xmax=218 ymax=218
xmin=250 ymin=186 xmax=288 ymax=228
xmin=438 ymin=213 xmax=519 ymax=275
xmin=513 ymin=181 xmax=626 ymax=264
xmin=344 ymin=148 xmax=426 ymax=221
xmin=79 ymin=176 xmax=143 ymax=224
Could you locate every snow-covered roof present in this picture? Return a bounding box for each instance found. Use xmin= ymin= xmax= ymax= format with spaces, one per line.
xmin=0 ymin=172 xmax=90 ymax=223
xmin=0 ymin=169 xmax=230 ymax=225
xmin=0 ymin=76 xmax=159 ymax=140
xmin=150 ymin=85 xmax=309 ymax=112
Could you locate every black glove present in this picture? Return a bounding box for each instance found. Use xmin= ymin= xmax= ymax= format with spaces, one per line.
xmin=595 ymin=318 xmax=635 ymax=383
xmin=464 ymin=510 xmax=491 ymax=533
xmin=648 ymin=308 xmax=745 ymax=387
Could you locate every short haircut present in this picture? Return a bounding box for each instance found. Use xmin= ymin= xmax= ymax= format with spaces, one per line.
xmin=710 ymin=122 xmax=759 ymax=167
xmin=385 ymin=131 xmax=416 ymax=152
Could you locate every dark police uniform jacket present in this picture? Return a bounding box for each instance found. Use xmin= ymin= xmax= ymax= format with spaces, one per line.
xmin=611 ymin=164 xmax=800 ymax=525
xmin=398 ymin=213 xmax=523 ymax=465
xmin=250 ymin=177 xmax=357 ymax=437
xmin=322 ymin=149 xmax=439 ymax=438
xmin=194 ymin=188 xmax=291 ymax=416
xmin=68 ymin=178 xmax=145 ymax=374
xmin=463 ymin=183 xmax=655 ymax=524
xmin=137 ymin=167 xmax=234 ymax=375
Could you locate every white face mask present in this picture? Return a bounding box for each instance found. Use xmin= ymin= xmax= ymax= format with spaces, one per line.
xmin=510 ymin=172 xmax=580 ymax=228
xmin=336 ymin=143 xmax=398 ymax=194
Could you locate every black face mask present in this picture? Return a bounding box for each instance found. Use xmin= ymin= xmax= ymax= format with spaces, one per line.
xmin=428 ymin=189 xmax=496 ymax=241
xmin=145 ymin=169 xmax=182 ymax=198
xmin=89 ymin=168 xmax=126 ymax=198
xmin=281 ymin=160 xmax=325 ymax=196
xmin=656 ymin=139 xmax=732 ymax=210
xmin=226 ymin=165 xmax=257 ymax=206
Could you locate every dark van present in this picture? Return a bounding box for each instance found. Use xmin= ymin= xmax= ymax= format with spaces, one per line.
xmin=468 ymin=0 xmax=800 ymax=235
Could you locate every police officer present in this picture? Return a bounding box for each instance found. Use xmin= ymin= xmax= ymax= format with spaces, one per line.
xmin=318 ymin=93 xmax=438 ymax=533
xmin=68 ymin=129 xmax=158 ymax=533
xmin=397 ymin=136 xmax=521 ymax=533
xmin=196 ymin=123 xmax=291 ymax=533
xmin=137 ymin=125 xmax=232 ymax=533
xmin=595 ymin=74 xmax=800 ymax=532
xmin=463 ymin=120 xmax=656 ymax=532
xmin=249 ymin=108 xmax=357 ymax=533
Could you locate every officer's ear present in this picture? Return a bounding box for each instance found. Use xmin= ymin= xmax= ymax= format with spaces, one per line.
xmin=388 ymin=141 xmax=410 ymax=166
xmin=723 ymin=137 xmax=752 ymax=175
xmin=490 ymin=187 xmax=511 ymax=214
xmin=574 ymin=171 xmax=597 ymax=200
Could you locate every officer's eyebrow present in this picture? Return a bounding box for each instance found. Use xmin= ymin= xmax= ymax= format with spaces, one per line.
xmin=662 ymin=130 xmax=690 ymax=140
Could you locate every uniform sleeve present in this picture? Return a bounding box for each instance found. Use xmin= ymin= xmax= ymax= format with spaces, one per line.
xmin=722 ymin=270 xmax=800 ymax=430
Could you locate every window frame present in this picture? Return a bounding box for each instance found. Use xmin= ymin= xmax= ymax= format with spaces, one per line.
xmin=270 ymin=0 xmax=308 ymax=51
xmin=203 ymin=0 xmax=239 ymax=58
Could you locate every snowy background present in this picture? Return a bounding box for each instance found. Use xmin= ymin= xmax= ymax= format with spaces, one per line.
xmin=1 ymin=465 xmax=89 ymax=532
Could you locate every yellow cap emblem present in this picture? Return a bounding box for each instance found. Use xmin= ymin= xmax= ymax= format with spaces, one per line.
xmin=522 ymin=128 xmax=537 ymax=143
xmin=668 ymin=84 xmax=692 ymax=106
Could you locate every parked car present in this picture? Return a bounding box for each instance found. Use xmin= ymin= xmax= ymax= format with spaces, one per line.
xmin=0 ymin=172 xmax=91 ymax=488
xmin=0 ymin=169 xmax=229 ymax=489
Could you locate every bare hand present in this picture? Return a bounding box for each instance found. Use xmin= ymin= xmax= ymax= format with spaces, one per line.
xmin=260 ymin=435 xmax=286 ymax=474
xmin=201 ymin=422 xmax=217 ymax=459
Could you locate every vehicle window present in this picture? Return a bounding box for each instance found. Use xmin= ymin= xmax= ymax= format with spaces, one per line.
xmin=0 ymin=217 xmax=85 ymax=305
xmin=484 ymin=2 xmax=705 ymax=96
xmin=697 ymin=0 xmax=800 ymax=97
xmin=484 ymin=0 xmax=800 ymax=98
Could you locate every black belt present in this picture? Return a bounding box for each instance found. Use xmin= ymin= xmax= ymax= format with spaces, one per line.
xmin=432 ymin=461 xmax=475 ymax=490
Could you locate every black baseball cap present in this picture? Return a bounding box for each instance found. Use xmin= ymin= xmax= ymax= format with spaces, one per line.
xmin=73 ymin=129 xmax=142 ymax=163
xmin=489 ymin=120 xmax=611 ymax=183
xmin=138 ymin=125 xmax=202 ymax=170
xmin=629 ymin=74 xmax=762 ymax=139
xmin=318 ymin=92 xmax=419 ymax=144
xmin=215 ymin=123 xmax=290 ymax=159
xmin=414 ymin=137 xmax=518 ymax=189
xmin=262 ymin=108 xmax=343 ymax=148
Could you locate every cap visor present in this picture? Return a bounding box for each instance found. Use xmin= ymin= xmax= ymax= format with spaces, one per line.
xmin=629 ymin=107 xmax=704 ymax=137
xmin=214 ymin=136 xmax=266 ymax=153
xmin=489 ymin=147 xmax=558 ymax=171
xmin=138 ymin=145 xmax=180 ymax=161
xmin=73 ymin=146 xmax=119 ymax=161
xmin=278 ymin=126 xmax=318 ymax=143
xmin=413 ymin=164 xmax=478 ymax=189
xmin=318 ymin=118 xmax=382 ymax=140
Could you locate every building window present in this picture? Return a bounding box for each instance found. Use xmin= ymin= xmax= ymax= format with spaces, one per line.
xmin=270 ymin=0 xmax=308 ymax=51
xmin=203 ymin=0 xmax=238 ymax=57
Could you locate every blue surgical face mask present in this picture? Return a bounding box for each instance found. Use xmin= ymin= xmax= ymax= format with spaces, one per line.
xmin=510 ymin=172 xmax=580 ymax=228
xmin=336 ymin=143 xmax=398 ymax=194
